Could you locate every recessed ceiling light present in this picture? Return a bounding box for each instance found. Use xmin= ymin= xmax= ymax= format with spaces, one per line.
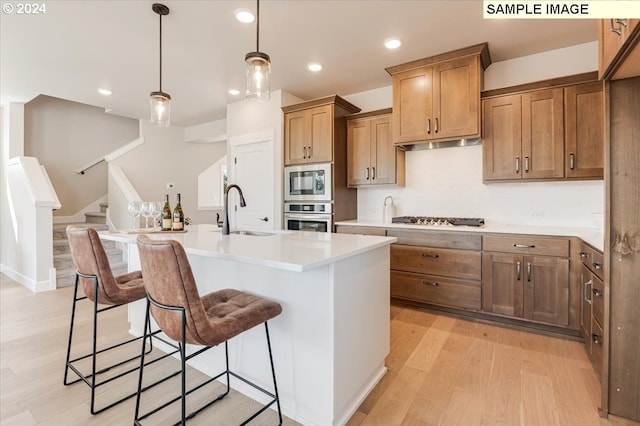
xmin=308 ymin=63 xmax=323 ymax=72
xmin=228 ymin=89 xmax=241 ymax=96
xmin=98 ymin=88 xmax=112 ymax=96
xmin=384 ymin=38 xmax=402 ymax=49
xmin=235 ymin=8 xmax=255 ymax=23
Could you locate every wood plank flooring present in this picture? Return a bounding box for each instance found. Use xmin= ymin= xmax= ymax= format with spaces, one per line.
xmin=0 ymin=273 xmax=627 ymax=425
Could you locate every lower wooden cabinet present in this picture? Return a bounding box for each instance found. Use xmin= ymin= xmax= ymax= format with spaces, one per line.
xmin=391 ymin=270 xmax=481 ymax=311
xmin=579 ymin=242 xmax=605 ymax=381
xmin=482 ymin=238 xmax=570 ymax=327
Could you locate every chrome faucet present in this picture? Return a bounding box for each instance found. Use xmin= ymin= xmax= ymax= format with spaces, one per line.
xmin=222 ymin=184 xmax=246 ymax=235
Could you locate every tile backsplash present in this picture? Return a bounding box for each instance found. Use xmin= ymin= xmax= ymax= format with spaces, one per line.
xmin=357 ymin=145 xmax=604 ymax=229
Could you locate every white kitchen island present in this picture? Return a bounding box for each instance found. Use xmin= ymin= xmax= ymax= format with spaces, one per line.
xmin=101 ymin=224 xmax=396 ymax=426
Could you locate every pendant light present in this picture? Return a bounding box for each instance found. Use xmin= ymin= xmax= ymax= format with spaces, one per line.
xmin=245 ymin=0 xmax=270 ymax=101
xmin=150 ymin=3 xmax=171 ymax=126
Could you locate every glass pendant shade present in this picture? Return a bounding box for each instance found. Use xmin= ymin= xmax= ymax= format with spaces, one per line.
xmin=150 ymin=91 xmax=171 ymax=127
xmin=245 ymin=52 xmax=270 ymax=101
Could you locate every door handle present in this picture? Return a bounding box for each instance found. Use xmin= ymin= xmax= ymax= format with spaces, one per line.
xmin=524 ymin=156 xmax=529 ymax=172
xmin=372 ymin=167 xmax=376 ymax=180
xmin=259 ymin=217 xmax=269 ymax=222
xmin=366 ymin=167 xmax=370 ymax=180
xmin=569 ymin=153 xmax=575 ymax=170
xmin=584 ymin=279 xmax=593 ymax=304
xmin=303 ymin=146 xmax=307 ymax=159
xmin=516 ymin=261 xmax=521 ymax=281
xmin=526 ymin=262 xmax=532 ymax=282
xmin=610 ymin=18 xmax=623 ymax=35
xmin=434 ymin=117 xmax=439 ymax=134
xmin=516 ymin=156 xmax=520 ymax=173
xmin=308 ymin=145 xmax=312 ymax=158
xmin=426 ymin=118 xmax=431 ymax=135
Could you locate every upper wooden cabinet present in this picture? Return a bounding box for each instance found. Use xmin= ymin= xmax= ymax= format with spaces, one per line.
xmin=483 ymin=75 xmax=604 ymax=182
xmin=386 ymin=43 xmax=490 ymax=147
xmin=599 ymin=18 xmax=640 ymax=80
xmin=346 ymin=109 xmax=405 ymax=187
xmin=283 ymin=95 xmax=360 ymax=166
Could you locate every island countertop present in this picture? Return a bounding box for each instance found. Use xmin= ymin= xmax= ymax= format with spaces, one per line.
xmin=101 ymin=224 xmax=397 ymax=272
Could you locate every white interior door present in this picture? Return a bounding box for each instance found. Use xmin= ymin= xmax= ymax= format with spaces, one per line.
xmin=229 ymin=136 xmax=274 ymax=230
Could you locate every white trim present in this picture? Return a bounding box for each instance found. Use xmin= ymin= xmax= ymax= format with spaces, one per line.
xmin=229 ymin=130 xmax=275 ymax=147
xmin=185 ymin=133 xmax=227 ymax=144
xmin=0 ymin=264 xmax=56 ymax=292
xmin=109 ymin=164 xmax=142 ymax=202
xmin=104 ymin=137 xmax=144 ymax=162
xmin=40 ymin=165 xmax=61 ymax=209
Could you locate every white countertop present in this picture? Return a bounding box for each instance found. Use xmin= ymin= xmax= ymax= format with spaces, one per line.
xmin=101 ymin=224 xmax=397 ymax=272
xmin=335 ymin=219 xmax=604 ymax=251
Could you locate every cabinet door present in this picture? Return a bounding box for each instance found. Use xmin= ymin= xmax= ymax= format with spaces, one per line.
xmin=347 ymin=119 xmax=372 ymax=186
xmin=482 ymin=253 xmax=524 ymax=318
xmin=433 ymin=56 xmax=480 ymax=140
xmin=565 ymin=82 xmax=604 ymax=179
xmin=523 ymin=256 xmax=569 ymax=326
xmin=482 ymin=95 xmax=522 ymax=181
xmin=392 ymin=67 xmax=433 ymax=144
xmin=284 ymin=110 xmax=309 ymax=165
xmin=522 ymin=88 xmax=564 ymax=179
xmin=370 ymin=115 xmax=395 ymax=184
xmin=308 ymin=105 xmax=333 ymax=163
xmin=599 ymin=19 xmax=625 ymax=79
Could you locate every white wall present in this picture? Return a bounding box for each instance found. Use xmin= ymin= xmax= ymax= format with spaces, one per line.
xmin=23 ymin=95 xmax=139 ymax=216
xmin=351 ymin=42 xmax=604 ymax=229
xmin=110 ymin=120 xmax=226 ymax=226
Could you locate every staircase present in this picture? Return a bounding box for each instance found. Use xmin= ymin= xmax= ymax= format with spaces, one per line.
xmin=54 ymin=202 xmax=129 ymax=288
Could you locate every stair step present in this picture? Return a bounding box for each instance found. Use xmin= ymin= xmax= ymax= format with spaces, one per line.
xmin=99 ymin=202 xmax=108 ymax=213
xmin=84 ymin=212 xmax=106 ymax=224
xmin=53 ymin=223 xmax=108 ymax=240
xmin=56 ymin=260 xmax=130 ymax=288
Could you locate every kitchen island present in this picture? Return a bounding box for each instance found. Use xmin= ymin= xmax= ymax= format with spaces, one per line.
xmin=101 ymin=225 xmax=397 ymax=426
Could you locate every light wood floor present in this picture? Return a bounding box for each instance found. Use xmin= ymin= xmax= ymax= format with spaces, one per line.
xmin=0 ymin=273 xmax=625 ymax=426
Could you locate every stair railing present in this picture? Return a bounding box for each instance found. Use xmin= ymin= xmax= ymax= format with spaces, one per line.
xmin=75 ymin=137 xmax=144 ymax=175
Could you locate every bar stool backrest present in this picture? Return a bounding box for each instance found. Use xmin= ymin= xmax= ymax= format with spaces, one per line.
xmin=66 ymin=225 xmax=122 ymax=304
xmin=136 ymin=235 xmax=210 ymax=345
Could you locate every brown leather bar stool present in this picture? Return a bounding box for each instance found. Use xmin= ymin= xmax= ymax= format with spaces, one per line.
xmin=134 ymin=235 xmax=283 ymax=425
xmin=64 ymin=225 xmax=153 ymax=414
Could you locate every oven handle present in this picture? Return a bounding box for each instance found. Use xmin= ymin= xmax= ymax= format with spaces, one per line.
xmin=284 ymin=213 xmax=332 ymax=220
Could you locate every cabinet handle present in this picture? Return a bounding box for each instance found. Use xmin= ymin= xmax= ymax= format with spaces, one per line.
xmin=593 ymin=288 xmax=603 ymax=297
xmin=579 ymin=252 xmax=589 ymax=259
xmin=610 ymin=18 xmax=623 ymax=35
xmin=435 ymin=117 xmax=439 ymax=134
xmin=569 ymin=153 xmax=575 ymax=170
xmin=516 ymin=261 xmax=521 ymax=281
xmin=616 ymin=18 xmax=628 ymax=27
xmin=513 ymin=243 xmax=536 ymax=248
xmin=259 ymin=216 xmax=269 ymax=222
xmin=422 ymin=253 xmax=439 ymax=258
xmin=303 ymin=146 xmax=307 ymax=159
xmin=584 ymin=279 xmax=593 ymax=304
xmin=308 ymin=145 xmax=312 ymax=158
xmin=524 ymin=156 xmax=530 ymax=172
xmin=592 ymin=333 xmax=601 ymax=345
xmin=421 ymin=280 xmax=439 ymax=286
xmin=372 ymin=167 xmax=376 ymax=180
xmin=592 ymin=262 xmax=603 ymax=270
xmin=516 ymin=156 xmax=520 ymax=173
xmin=426 ymin=118 xmax=431 ymax=135
xmin=527 ymin=262 xmax=532 ymax=282
xmin=365 ymin=167 xmax=370 ymax=180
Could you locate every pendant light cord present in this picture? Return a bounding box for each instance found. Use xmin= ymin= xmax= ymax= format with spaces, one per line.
xmin=256 ymin=0 xmax=260 ymax=53
xmin=159 ymin=12 xmax=163 ymax=92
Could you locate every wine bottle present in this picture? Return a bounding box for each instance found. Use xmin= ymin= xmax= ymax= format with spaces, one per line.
xmin=172 ymin=193 xmax=185 ymax=231
xmin=161 ymin=194 xmax=172 ymax=231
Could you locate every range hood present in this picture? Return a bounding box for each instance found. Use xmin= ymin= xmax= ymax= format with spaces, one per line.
xmin=401 ymin=138 xmax=482 ymax=151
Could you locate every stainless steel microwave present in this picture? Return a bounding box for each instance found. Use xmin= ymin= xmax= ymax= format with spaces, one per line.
xmin=284 ymin=163 xmax=332 ymax=201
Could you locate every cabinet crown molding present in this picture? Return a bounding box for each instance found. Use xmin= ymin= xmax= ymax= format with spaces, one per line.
xmin=385 ymin=42 xmax=491 ymax=76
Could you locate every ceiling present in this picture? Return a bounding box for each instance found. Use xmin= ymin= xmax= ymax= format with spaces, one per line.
xmin=0 ymin=1 xmax=597 ymax=127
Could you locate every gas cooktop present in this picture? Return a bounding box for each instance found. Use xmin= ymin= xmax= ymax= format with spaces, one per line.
xmin=392 ymin=216 xmax=485 ymax=227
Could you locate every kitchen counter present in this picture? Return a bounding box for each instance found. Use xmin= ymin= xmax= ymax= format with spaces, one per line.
xmin=101 ymin=225 xmax=396 ymax=425
xmin=335 ymin=219 xmax=604 ymax=251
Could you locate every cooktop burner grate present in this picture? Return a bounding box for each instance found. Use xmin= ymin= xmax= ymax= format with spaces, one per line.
xmin=391 ymin=216 xmax=485 ymax=227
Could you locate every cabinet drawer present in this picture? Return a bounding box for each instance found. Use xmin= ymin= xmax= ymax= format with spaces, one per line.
xmin=591 ymin=249 xmax=604 ymax=281
xmin=391 ymin=245 xmax=481 ymax=280
xmin=592 ymin=274 xmax=604 ymax=328
xmin=591 ymin=316 xmax=603 ymax=379
xmin=483 ymin=235 xmax=569 ymax=257
xmin=387 ymin=229 xmax=481 ymax=250
xmin=335 ymin=225 xmax=387 ymax=236
xmin=391 ymin=270 xmax=481 ymax=310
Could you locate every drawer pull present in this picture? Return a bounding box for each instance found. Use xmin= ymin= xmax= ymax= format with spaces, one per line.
xmin=592 ymin=333 xmax=601 ymax=345
xmin=524 ymin=156 xmax=529 ymax=172
xmin=610 ymin=18 xmax=623 ymax=35
xmin=526 ymin=262 xmax=532 ymax=282
xmin=366 ymin=167 xmax=370 ymax=180
xmin=426 ymin=118 xmax=431 ymax=134
xmin=515 ymin=156 xmax=520 ymax=173
xmin=579 ymin=252 xmax=589 ymax=259
xmin=421 ymin=253 xmax=439 ymax=259
xmin=584 ymin=280 xmax=593 ymax=304
xmin=513 ymin=244 xmax=536 ymax=248
xmin=421 ymin=280 xmax=439 ymax=286
xmin=516 ymin=261 xmax=521 ymax=281
xmin=593 ymin=288 xmax=603 ymax=297
xmin=592 ymin=262 xmax=603 ymax=270
xmin=569 ymin=153 xmax=575 ymax=170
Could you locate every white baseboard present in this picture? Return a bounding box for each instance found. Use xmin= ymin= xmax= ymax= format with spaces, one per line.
xmin=0 ymin=264 xmax=56 ymax=293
